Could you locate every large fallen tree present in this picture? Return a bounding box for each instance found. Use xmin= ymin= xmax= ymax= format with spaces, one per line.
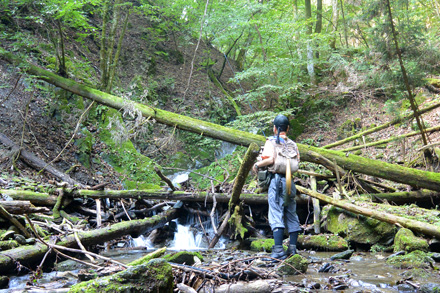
xmin=296 ymin=185 xmax=440 ymax=239
xmin=0 ymin=207 xmax=178 ymax=274
xmin=1 ymin=49 xmax=440 ymax=191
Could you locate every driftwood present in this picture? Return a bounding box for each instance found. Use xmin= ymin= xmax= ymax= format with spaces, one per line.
xmin=2 ymin=50 xmax=440 ymax=192
xmin=0 ymin=200 xmax=49 ymax=214
xmin=0 ymin=207 xmax=178 ymax=274
xmin=0 ymin=132 xmax=82 ymax=187
xmin=296 ymin=185 xmax=440 ymax=239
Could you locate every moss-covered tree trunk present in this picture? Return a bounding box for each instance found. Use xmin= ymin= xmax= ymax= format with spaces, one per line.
xmin=2 ymin=49 xmax=440 ymax=191
xmin=296 ymin=185 xmax=440 ymax=239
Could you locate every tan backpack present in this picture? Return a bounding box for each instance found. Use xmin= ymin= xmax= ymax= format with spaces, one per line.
xmin=267 ymin=138 xmax=299 ymax=174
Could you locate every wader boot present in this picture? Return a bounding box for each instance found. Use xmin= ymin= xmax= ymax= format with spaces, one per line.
xmin=270 ymin=245 xmax=287 ymax=261
xmin=286 ymin=244 xmax=297 ymax=256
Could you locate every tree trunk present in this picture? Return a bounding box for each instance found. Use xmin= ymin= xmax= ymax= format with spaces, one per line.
xmin=0 ymin=201 xmax=49 ymax=214
xmin=0 ymin=132 xmax=83 ymax=187
xmin=2 ymin=49 xmax=440 ymax=192
xmin=0 ymin=208 xmax=177 ymax=274
xmin=330 ymin=0 xmax=339 ymax=49
xmin=296 ymin=185 xmax=440 ymax=239
xmin=0 ymin=189 xmax=61 ymax=206
xmin=367 ymin=189 xmax=440 ymax=204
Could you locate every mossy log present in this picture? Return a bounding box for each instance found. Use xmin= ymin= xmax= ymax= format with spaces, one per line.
xmin=0 ymin=201 xmax=49 ymax=214
xmin=0 ymin=208 xmax=177 ymax=274
xmin=2 ymin=49 xmax=440 ymax=192
xmin=367 ymin=189 xmax=440 ymax=204
xmin=0 ymin=132 xmax=82 ymax=187
xmin=0 ymin=189 xmax=64 ymax=206
xmin=296 ymin=185 xmax=440 ymax=239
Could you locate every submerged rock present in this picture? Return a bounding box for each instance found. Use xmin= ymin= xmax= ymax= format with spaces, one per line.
xmin=68 ymin=258 xmax=173 ymax=293
xmin=277 ymin=254 xmax=308 ymax=275
xmin=419 ymin=283 xmax=440 ymax=293
xmin=393 ymin=228 xmax=429 ymax=252
xmin=330 ymin=249 xmax=354 ymax=260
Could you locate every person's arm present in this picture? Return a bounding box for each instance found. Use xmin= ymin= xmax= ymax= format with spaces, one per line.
xmin=253 ymin=140 xmax=274 ymax=173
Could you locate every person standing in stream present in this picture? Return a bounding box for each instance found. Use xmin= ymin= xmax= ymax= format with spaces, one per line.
xmin=252 ymin=114 xmax=301 ymax=260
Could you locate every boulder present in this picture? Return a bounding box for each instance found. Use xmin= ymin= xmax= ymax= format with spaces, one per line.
xmin=277 ymin=254 xmax=308 ymax=275
xmin=393 ymin=228 xmax=429 ymax=252
xmin=68 ymin=258 xmax=173 ymax=293
xmin=324 ymin=206 xmax=396 ymax=246
xmin=386 ymin=250 xmax=434 ymax=269
xmin=162 ymin=251 xmax=203 ymax=265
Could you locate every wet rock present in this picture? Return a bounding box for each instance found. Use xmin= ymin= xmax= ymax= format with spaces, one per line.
xmin=330 ymin=249 xmax=354 ymax=260
xmin=419 ymin=283 xmax=440 ymax=293
xmin=162 ymin=251 xmax=204 ymax=265
xmin=431 ymin=253 xmax=440 ymax=262
xmin=393 ymin=228 xmax=429 ymax=252
xmin=69 ymin=258 xmax=173 ymax=293
xmin=325 ymin=206 xmax=396 ymax=246
xmin=14 ymin=234 xmax=27 ymax=245
xmin=318 ymin=262 xmax=336 ymax=273
xmin=0 ymin=276 xmax=9 ymax=289
xmin=213 ymin=279 xmax=273 ymax=293
xmin=386 ymin=250 xmax=405 ymax=259
xmin=297 ymin=234 xmax=348 ymax=251
xmin=386 ymin=250 xmax=434 ymax=269
xmin=277 ymin=254 xmax=308 ymax=275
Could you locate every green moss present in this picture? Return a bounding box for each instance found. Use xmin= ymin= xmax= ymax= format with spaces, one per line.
xmin=326 ymin=206 xmax=396 ymax=245
xmin=298 ymin=234 xmax=348 ymax=251
xmin=387 ymin=250 xmax=434 ymax=269
xmin=98 ymin=108 xmax=161 ymax=189
xmin=394 ymin=228 xmax=429 ymax=252
xmin=69 ymin=259 xmax=173 ymax=293
xmin=162 ymin=251 xmax=203 ymax=265
xmin=277 ymin=254 xmax=309 ymax=275
xmin=250 ymin=239 xmax=275 ymax=252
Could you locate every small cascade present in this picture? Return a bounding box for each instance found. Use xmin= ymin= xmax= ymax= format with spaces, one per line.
xmin=215 ymin=141 xmax=237 ymax=160
xmin=169 ymin=217 xmax=227 ymax=250
xmin=130 ymin=234 xmax=154 ymax=249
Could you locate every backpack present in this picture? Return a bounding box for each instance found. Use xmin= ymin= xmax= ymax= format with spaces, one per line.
xmin=267 ymin=138 xmax=299 ymax=174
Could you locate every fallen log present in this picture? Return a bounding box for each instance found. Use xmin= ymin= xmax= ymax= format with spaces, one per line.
xmin=296 ymin=185 xmax=440 ymax=239
xmin=0 ymin=207 xmax=178 ymax=274
xmin=341 ymin=125 xmax=440 ymax=152
xmin=2 ymin=49 xmax=440 ymax=192
xmin=367 ymin=190 xmax=440 ymax=204
xmin=323 ymin=100 xmax=440 ymax=149
xmin=0 ymin=132 xmax=82 ymax=187
xmin=0 ymin=201 xmax=49 ymax=214
xmin=0 ymin=189 xmax=63 ymax=206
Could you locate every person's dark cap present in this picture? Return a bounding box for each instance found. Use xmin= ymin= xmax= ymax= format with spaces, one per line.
xmin=273 ymin=114 xmax=289 ymax=129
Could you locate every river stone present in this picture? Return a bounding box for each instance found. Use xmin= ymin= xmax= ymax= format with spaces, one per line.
xmin=213 ymin=279 xmax=273 ymax=293
xmin=0 ymin=276 xmax=9 ymax=289
xmin=68 ymin=258 xmax=173 ymax=293
xmin=277 ymin=254 xmax=308 ymax=275
xmin=330 ymin=249 xmax=354 ymax=260
xmin=419 ymin=283 xmax=440 ymax=293
xmin=162 ymin=251 xmax=203 ymax=265
xmin=324 ymin=206 xmax=396 ymax=246
xmin=431 ymin=253 xmax=440 ymax=262
xmin=393 ymin=228 xmax=429 ymax=252
xmin=386 ymin=250 xmax=434 ymax=269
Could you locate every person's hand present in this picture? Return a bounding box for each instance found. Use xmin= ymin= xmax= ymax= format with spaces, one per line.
xmin=252 ymin=163 xmax=259 ymax=174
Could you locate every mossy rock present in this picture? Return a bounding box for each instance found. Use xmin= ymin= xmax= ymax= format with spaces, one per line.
xmin=427 ymin=78 xmax=440 ymax=88
xmin=250 ymin=239 xmax=275 ymax=252
xmin=297 ymin=234 xmax=348 ymax=251
xmin=386 ymin=250 xmax=434 ymax=269
xmin=277 ymin=254 xmax=308 ymax=275
xmin=325 ymin=207 xmax=396 ymax=246
xmin=162 ymin=251 xmax=203 ymax=265
xmin=68 ymin=258 xmax=173 ymax=293
xmin=393 ymin=228 xmax=429 ymax=253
